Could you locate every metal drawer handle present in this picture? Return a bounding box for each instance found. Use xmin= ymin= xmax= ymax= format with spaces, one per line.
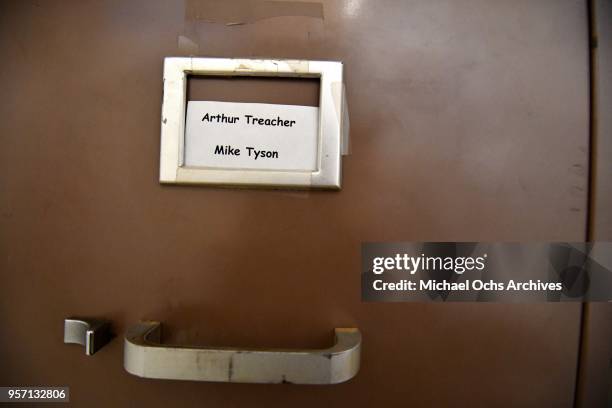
xmin=124 ymin=321 xmax=361 ymax=384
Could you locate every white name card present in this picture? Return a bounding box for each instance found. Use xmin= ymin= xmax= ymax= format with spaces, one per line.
xmin=184 ymin=101 xmax=319 ymax=172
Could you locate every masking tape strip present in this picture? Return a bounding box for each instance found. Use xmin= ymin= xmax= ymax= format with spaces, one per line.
xmin=185 ymin=0 xmax=324 ymax=25
xmin=331 ymin=82 xmax=350 ymax=156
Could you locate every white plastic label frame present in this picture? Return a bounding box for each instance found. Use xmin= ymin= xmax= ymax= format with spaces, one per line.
xmin=160 ymin=57 xmax=344 ymax=189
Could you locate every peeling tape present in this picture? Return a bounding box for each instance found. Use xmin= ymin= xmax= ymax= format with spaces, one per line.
xmin=178 ymin=35 xmax=199 ymax=54
xmin=341 ymin=84 xmax=350 ymax=156
xmin=185 ymin=0 xmax=324 ymax=25
xmin=331 ymin=82 xmax=350 ymax=156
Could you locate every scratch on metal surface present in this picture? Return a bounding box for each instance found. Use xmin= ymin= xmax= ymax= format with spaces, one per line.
xmin=228 ymin=354 xmax=234 ymax=381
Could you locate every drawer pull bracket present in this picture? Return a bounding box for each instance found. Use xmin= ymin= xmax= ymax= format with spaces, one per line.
xmin=64 ymin=317 xmax=112 ymax=356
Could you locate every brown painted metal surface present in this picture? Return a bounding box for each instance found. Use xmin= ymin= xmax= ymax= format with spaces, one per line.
xmin=0 ymin=1 xmax=590 ymax=407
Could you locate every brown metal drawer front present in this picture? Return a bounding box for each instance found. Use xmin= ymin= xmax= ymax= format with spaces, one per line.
xmin=0 ymin=0 xmax=589 ymax=407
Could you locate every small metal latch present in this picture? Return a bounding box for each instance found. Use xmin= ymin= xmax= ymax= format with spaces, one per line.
xmin=64 ymin=318 xmax=112 ymax=355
